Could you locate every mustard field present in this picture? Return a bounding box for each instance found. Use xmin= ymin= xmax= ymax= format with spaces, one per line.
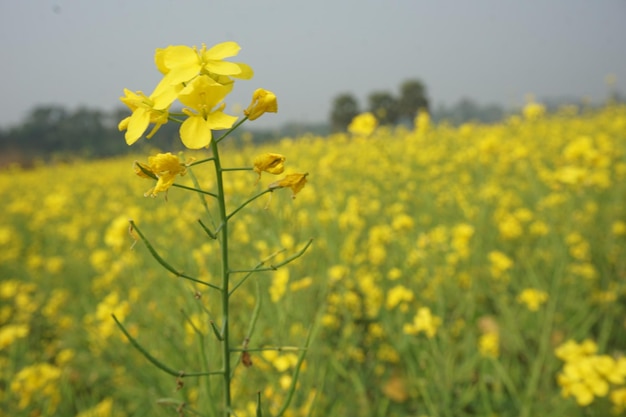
xmin=1 ymin=104 xmax=626 ymax=417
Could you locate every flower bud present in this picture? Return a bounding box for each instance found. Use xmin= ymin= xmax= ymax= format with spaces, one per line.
xmin=244 ymin=88 xmax=278 ymax=120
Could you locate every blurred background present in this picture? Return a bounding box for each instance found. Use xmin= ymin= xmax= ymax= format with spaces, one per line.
xmin=1 ymin=0 xmax=625 ymax=164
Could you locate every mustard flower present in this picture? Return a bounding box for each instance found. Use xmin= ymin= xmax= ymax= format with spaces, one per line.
xmin=0 ymin=324 xmax=29 ymax=349
xmin=253 ymin=153 xmax=285 ymax=181
xmin=403 ymin=307 xmax=441 ymax=339
xmin=134 ymin=152 xmax=187 ymax=197
xmin=478 ymin=332 xmax=500 ymax=358
xmin=612 ymin=388 xmax=626 ymax=412
xmin=517 ymin=288 xmax=549 ymax=311
xmin=348 ymin=112 xmax=378 ymax=136
xmin=268 ymin=173 xmax=309 ymax=199
xmin=155 ymin=41 xmax=253 ymax=87
xmin=118 ymin=87 xmax=175 ymax=145
xmin=177 ymin=75 xmax=238 ymax=149
xmin=385 ymin=285 xmax=414 ymax=311
xmin=244 ymin=88 xmax=278 ymax=120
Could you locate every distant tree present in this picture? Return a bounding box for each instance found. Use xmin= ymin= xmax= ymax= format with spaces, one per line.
xmin=397 ymin=79 xmax=429 ymax=124
xmin=367 ymin=91 xmax=399 ymax=125
xmin=432 ymin=98 xmax=505 ymax=125
xmin=330 ymin=93 xmax=360 ymax=132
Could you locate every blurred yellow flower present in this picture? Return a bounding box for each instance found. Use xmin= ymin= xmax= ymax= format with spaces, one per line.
xmin=488 ymin=250 xmax=514 ymax=279
xmin=517 ymin=288 xmax=549 ymax=311
xmin=348 ymin=112 xmax=378 ymax=136
xmin=0 ymin=324 xmax=29 ymax=349
xmin=244 ymin=88 xmax=278 ymax=120
xmin=75 ymin=397 xmax=113 ymax=417
xmin=479 ymin=332 xmax=500 ymax=358
xmin=385 ymin=285 xmax=414 ymax=311
xmin=403 ymin=307 xmax=441 ymax=338
xmin=523 ymin=101 xmax=546 ymax=120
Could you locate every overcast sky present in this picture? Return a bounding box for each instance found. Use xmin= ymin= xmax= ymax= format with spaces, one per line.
xmin=1 ymin=0 xmax=625 ymax=129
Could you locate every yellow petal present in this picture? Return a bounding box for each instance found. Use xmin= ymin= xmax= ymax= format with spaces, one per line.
xmin=204 ymin=41 xmax=241 ymax=60
xmin=180 ymin=117 xmax=213 ymax=149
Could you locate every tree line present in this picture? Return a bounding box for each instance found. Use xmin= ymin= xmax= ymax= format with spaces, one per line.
xmin=2 ymin=81 xmax=619 ymax=167
xmin=329 ymin=79 xmax=430 ymax=132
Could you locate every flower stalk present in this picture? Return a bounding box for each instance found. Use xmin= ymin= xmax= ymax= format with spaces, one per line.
xmin=117 ymin=41 xmax=312 ymax=416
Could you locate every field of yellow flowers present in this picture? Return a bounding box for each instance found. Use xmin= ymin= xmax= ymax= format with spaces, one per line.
xmin=1 ymin=104 xmax=626 ymax=417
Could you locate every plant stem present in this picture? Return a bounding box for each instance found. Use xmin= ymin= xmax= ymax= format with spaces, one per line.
xmin=210 ymin=138 xmax=232 ymax=416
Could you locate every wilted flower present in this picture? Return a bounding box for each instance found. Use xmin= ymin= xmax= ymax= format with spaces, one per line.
xmin=268 ymin=173 xmax=308 ymax=199
xmin=253 ymin=153 xmax=285 ymax=182
xmin=134 ymin=152 xmax=187 ymax=197
xmin=244 ymin=88 xmax=278 ymax=120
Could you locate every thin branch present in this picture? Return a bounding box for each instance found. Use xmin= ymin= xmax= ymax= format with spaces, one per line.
xmin=129 ymin=220 xmax=221 ymax=291
xmin=227 ymin=189 xmax=273 ymax=221
xmin=112 ymin=314 xmax=222 ymax=378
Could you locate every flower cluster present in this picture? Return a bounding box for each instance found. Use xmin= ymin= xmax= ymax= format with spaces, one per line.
xmin=118 ymin=41 xmax=276 ymax=149
xmin=555 ymin=339 xmax=626 ymax=408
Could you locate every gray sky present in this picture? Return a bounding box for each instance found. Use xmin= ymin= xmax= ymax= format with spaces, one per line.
xmin=1 ymin=0 xmax=625 ymax=129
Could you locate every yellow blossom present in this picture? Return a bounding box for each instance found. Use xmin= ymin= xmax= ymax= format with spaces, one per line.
xmin=244 ymin=88 xmax=278 ymax=120
xmin=253 ymin=153 xmax=285 ymax=181
xmin=155 ymin=41 xmax=253 ymax=86
xmin=118 ymin=87 xmax=175 ymax=145
xmin=517 ymin=288 xmax=549 ymax=311
xmin=385 ymin=285 xmax=414 ymax=311
xmin=479 ymin=332 xmax=500 ymax=358
xmin=348 ymin=112 xmax=378 ymax=136
xmin=269 ymin=173 xmax=309 ymax=199
xmin=403 ymin=307 xmax=441 ymax=338
xmin=178 ymin=75 xmax=238 ymax=149
xmin=0 ymin=324 xmax=29 ymax=349
xmin=134 ymin=152 xmax=187 ymax=197
xmin=488 ymin=250 xmax=514 ymax=279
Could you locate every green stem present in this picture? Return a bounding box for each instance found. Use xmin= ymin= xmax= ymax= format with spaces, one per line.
xmin=172 ymin=182 xmax=218 ymax=198
xmin=275 ymin=324 xmax=315 ymax=417
xmin=210 ymin=138 xmax=233 ymax=417
xmin=222 ymin=167 xmax=254 ymax=172
xmin=214 ymin=117 xmax=248 ymax=144
xmin=129 ymin=220 xmax=221 ymax=291
xmin=112 ymin=314 xmax=221 ymax=378
xmin=227 ymin=189 xmax=273 ymax=221
xmin=189 ymin=157 xmax=216 ymax=167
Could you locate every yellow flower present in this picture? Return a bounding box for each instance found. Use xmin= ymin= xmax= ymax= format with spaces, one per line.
xmin=0 ymin=324 xmax=29 ymax=349
xmin=611 ymin=388 xmax=626 ymax=412
xmin=244 ymin=88 xmax=278 ymax=120
xmin=385 ymin=285 xmax=414 ymax=311
xmin=479 ymin=332 xmax=500 ymax=358
xmin=348 ymin=112 xmax=378 ymax=136
xmin=403 ymin=307 xmax=441 ymax=338
xmin=268 ymin=173 xmax=309 ymax=199
xmin=134 ymin=152 xmax=187 ymax=197
xmin=517 ymin=288 xmax=549 ymax=311
xmin=155 ymin=41 xmax=253 ymax=86
xmin=523 ymin=101 xmax=546 ymax=120
xmin=253 ymin=153 xmax=285 ymax=181
xmin=118 ymin=87 xmax=174 ymax=145
xmin=488 ymin=250 xmax=514 ymax=279
xmin=178 ymin=75 xmax=238 ymax=149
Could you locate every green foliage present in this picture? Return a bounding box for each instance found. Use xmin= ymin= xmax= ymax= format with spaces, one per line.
xmin=329 ymin=93 xmax=360 ymax=132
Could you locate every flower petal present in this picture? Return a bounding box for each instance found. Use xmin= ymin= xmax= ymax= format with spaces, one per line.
xmin=204 ymin=41 xmax=241 ymax=60
xmin=125 ymin=108 xmax=151 ymax=145
xmin=180 ymin=116 xmax=213 ymax=149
